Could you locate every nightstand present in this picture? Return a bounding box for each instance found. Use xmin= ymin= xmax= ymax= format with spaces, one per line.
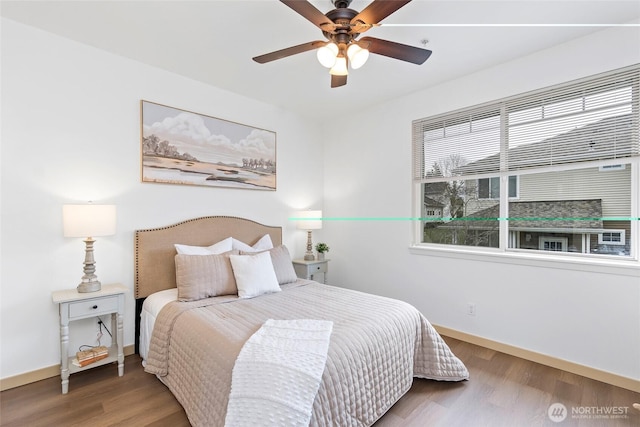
xmin=52 ymin=283 xmax=126 ymax=394
xmin=292 ymin=259 xmax=329 ymax=284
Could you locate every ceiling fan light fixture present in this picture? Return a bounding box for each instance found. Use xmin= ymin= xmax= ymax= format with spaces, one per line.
xmin=254 ymin=0 xmax=432 ymax=88
xmin=317 ymin=42 xmax=339 ymax=68
xmin=329 ymin=56 xmax=348 ymax=76
xmin=347 ymin=43 xmax=369 ymax=69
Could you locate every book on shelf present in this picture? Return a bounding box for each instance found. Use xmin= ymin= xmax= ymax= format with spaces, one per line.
xmin=73 ymin=346 xmax=109 ymax=367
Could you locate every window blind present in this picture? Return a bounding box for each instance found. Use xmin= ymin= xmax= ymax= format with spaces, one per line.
xmin=412 ymin=106 xmax=502 ymax=181
xmin=505 ymin=69 xmax=639 ymax=171
xmin=413 ymin=65 xmax=640 ymax=181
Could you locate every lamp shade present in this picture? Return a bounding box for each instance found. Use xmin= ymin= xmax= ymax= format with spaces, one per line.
xmin=63 ymin=204 xmax=116 ymax=238
xmin=296 ymin=210 xmax=323 ymax=230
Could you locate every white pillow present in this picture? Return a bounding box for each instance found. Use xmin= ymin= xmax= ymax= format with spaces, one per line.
xmin=229 ymin=251 xmax=280 ymax=299
xmin=240 ymin=245 xmax=298 ymax=285
xmin=175 ymin=237 xmax=233 ymax=255
xmin=232 ymin=234 xmax=273 ymax=252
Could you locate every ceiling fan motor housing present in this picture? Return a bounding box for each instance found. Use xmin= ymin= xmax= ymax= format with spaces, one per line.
xmin=324 ymin=7 xmax=360 ymax=44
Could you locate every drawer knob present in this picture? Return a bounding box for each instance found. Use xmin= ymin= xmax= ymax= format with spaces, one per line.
xmin=92 ymin=305 xmax=98 ymax=309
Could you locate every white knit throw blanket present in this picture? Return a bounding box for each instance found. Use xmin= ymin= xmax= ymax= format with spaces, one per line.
xmin=225 ymin=319 xmax=334 ymax=427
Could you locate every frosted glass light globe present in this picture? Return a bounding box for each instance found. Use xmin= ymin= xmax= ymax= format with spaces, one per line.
xmin=347 ymin=44 xmax=369 ymax=69
xmin=317 ymin=43 xmax=339 ymax=68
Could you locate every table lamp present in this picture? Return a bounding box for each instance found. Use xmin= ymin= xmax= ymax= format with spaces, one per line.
xmin=296 ymin=210 xmax=322 ymax=261
xmin=63 ymin=204 xmax=116 ymax=293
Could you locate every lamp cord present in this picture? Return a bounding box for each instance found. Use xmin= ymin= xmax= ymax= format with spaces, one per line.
xmin=78 ymin=316 xmax=113 ymax=351
xmin=97 ymin=316 xmax=113 ymax=338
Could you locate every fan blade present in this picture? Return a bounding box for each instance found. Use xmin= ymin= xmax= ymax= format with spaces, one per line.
xmin=281 ymin=0 xmax=336 ymax=32
xmin=350 ymin=0 xmax=411 ymax=33
xmin=360 ymin=36 xmax=431 ymax=64
xmin=331 ymin=74 xmax=348 ymax=88
xmin=253 ymin=41 xmax=325 ymax=64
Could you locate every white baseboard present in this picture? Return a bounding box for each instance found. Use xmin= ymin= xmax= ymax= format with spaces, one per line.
xmin=0 ymin=344 xmax=135 ymax=392
xmin=433 ymin=324 xmax=640 ymax=393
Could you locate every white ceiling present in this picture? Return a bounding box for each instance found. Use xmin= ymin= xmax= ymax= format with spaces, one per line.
xmin=2 ymin=0 xmax=639 ymax=120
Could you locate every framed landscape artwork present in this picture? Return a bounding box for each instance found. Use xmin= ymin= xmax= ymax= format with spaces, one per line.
xmin=140 ymin=100 xmax=276 ymax=190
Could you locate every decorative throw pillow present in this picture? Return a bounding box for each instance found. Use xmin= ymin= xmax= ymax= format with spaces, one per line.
xmin=174 ymin=237 xmax=233 ymax=255
xmin=232 ymin=234 xmax=274 ymax=252
xmin=241 ymin=245 xmax=298 ymax=285
xmin=229 ymin=251 xmax=280 ymax=299
xmin=175 ymin=250 xmax=238 ymax=301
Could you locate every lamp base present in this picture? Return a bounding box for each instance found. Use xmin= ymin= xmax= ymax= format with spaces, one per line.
xmin=77 ymin=280 xmax=101 ymax=293
xmin=78 ymin=238 xmax=101 ymax=293
xmin=304 ymin=230 xmax=315 ymax=261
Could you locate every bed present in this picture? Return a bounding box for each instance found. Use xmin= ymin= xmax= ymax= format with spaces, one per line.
xmin=135 ymin=216 xmax=469 ymax=427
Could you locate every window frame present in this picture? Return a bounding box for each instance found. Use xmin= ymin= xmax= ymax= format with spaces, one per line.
xmin=411 ymin=65 xmax=640 ymax=268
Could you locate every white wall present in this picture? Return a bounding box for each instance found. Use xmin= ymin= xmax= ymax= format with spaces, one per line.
xmin=0 ymin=19 xmax=324 ymax=379
xmin=323 ymin=25 xmax=640 ymax=380
xmin=2 ymin=16 xmax=639 ymax=385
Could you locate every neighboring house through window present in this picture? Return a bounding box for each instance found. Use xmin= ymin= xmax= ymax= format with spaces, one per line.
xmin=412 ymin=65 xmax=639 ymax=259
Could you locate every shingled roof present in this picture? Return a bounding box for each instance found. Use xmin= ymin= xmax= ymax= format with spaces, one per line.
xmin=457 ymin=113 xmax=634 ymax=175
xmin=423 ymin=196 xmax=445 ymax=208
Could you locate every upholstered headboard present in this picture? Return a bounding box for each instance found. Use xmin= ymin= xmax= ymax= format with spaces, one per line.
xmin=134 ymin=216 xmax=282 ymax=299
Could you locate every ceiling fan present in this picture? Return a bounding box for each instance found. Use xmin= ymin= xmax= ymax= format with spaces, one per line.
xmin=253 ymin=0 xmax=432 ymax=88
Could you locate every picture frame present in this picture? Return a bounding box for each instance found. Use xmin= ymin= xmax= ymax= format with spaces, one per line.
xmin=140 ymin=100 xmax=276 ymax=190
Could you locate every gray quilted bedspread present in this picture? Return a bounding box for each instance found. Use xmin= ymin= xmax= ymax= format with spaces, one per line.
xmin=145 ymin=280 xmax=469 ymax=427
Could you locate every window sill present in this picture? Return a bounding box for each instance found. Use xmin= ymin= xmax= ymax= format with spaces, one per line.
xmin=409 ymin=245 xmax=640 ymax=277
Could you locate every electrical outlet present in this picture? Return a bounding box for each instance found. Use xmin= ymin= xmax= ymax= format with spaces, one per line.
xmin=467 ymin=303 xmax=476 ymax=316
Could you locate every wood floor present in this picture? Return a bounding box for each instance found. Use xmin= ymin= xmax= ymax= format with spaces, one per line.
xmin=1 ymin=337 xmax=639 ymax=426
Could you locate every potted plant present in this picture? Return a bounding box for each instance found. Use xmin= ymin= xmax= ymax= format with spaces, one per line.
xmin=315 ymin=243 xmax=329 ymax=260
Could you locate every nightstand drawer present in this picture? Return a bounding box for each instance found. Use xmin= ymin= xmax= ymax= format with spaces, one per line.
xmin=68 ymin=295 xmax=118 ymax=319
xmin=292 ymin=259 xmax=329 ymax=284
xmin=310 ymin=263 xmax=327 ymax=274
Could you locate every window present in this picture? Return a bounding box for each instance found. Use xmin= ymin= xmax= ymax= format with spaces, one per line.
xmin=413 ymin=65 xmax=639 ymax=259
xmin=478 ymin=176 xmax=517 ymax=199
xmin=599 ymin=230 xmax=625 ymax=245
